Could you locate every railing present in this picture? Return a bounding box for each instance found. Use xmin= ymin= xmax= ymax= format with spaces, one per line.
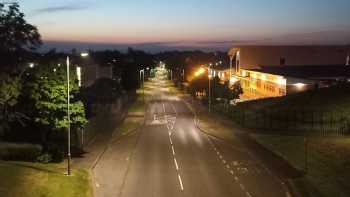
xmin=213 ymin=103 xmax=350 ymax=136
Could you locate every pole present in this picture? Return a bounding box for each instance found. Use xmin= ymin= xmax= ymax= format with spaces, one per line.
xmin=229 ymin=55 xmax=233 ymax=83
xmin=182 ymin=69 xmax=185 ymax=82
xmin=304 ymin=136 xmax=308 ymax=173
xmin=140 ymin=69 xmax=145 ymax=104
xmin=66 ymin=56 xmax=71 ymax=176
xmin=142 ymin=70 xmax=145 ymax=103
xmin=209 ymin=65 xmax=212 ymax=113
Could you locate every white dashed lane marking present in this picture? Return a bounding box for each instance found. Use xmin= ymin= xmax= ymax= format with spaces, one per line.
xmin=172 ymin=146 xmax=176 ymax=155
xmin=178 ymin=174 xmax=184 ymax=191
xmin=174 ymin=158 xmax=179 ymax=170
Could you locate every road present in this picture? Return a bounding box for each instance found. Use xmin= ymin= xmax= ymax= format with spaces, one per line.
xmin=93 ymin=78 xmax=289 ymax=197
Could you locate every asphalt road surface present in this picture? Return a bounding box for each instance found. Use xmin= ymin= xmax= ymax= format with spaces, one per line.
xmin=93 ymin=78 xmax=289 ymax=197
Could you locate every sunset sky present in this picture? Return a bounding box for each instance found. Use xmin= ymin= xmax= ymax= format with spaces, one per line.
xmin=19 ymin=0 xmax=350 ymax=50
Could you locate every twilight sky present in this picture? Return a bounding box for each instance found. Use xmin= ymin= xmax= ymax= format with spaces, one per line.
xmin=19 ymin=0 xmax=350 ymax=50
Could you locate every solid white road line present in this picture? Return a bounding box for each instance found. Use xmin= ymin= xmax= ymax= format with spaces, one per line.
xmin=178 ymin=174 xmax=184 ymax=191
xmin=174 ymin=158 xmax=179 ymax=170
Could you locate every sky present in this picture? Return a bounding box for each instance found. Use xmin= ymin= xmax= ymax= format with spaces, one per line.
xmin=17 ymin=0 xmax=350 ymax=51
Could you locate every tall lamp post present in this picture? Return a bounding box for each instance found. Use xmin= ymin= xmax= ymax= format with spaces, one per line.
xmin=140 ymin=69 xmax=145 ymax=103
xmin=66 ymin=52 xmax=89 ymax=176
xmin=208 ymin=63 xmax=213 ymax=113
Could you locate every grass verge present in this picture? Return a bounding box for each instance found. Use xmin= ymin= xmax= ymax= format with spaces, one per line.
xmin=0 ymin=161 xmax=92 ymax=197
xmin=252 ymin=134 xmax=350 ymax=197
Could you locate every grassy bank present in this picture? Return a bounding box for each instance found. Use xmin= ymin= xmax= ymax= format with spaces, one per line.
xmin=211 ymin=85 xmax=350 ymax=135
xmin=252 ymin=134 xmax=350 ymax=197
xmin=0 ymin=161 xmax=92 ymax=197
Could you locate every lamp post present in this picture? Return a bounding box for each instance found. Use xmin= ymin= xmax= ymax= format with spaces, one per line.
xmin=66 ymin=52 xmax=89 ymax=176
xmin=66 ymin=56 xmax=72 ymax=176
xmin=208 ymin=65 xmax=212 ymax=113
xmin=182 ymin=68 xmax=185 ymax=82
xmin=140 ymin=69 xmax=145 ymax=103
xmin=229 ymin=55 xmax=234 ymax=83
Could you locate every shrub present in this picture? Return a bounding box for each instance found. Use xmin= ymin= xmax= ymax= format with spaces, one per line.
xmin=0 ymin=142 xmax=42 ymax=161
xmin=47 ymin=144 xmax=64 ymax=162
xmin=36 ymin=153 xmax=52 ymax=163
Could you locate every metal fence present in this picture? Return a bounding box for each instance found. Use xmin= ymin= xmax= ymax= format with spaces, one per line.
xmin=213 ymin=104 xmax=350 ymax=136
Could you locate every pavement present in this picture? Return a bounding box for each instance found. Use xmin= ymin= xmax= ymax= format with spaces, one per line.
xmin=90 ymin=77 xmax=292 ymax=197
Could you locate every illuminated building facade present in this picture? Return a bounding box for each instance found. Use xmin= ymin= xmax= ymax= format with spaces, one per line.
xmin=228 ymin=46 xmax=350 ymax=100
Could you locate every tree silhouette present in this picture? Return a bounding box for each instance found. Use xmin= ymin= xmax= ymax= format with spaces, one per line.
xmin=0 ymin=2 xmax=41 ymax=71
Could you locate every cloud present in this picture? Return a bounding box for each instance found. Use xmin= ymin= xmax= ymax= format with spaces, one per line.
xmin=31 ymin=5 xmax=88 ymax=15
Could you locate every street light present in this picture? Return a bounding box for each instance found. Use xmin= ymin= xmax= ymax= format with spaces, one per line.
xmin=140 ymin=69 xmax=145 ymax=103
xmin=208 ymin=65 xmax=213 ymax=113
xmin=193 ymin=65 xmax=213 ymax=113
xmin=66 ymin=52 xmax=89 ymax=176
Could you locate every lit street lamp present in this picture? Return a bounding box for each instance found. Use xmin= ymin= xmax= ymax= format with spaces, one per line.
xmin=208 ymin=65 xmax=213 ymax=113
xmin=140 ymin=69 xmax=145 ymax=103
xmin=66 ymin=52 xmax=88 ymax=176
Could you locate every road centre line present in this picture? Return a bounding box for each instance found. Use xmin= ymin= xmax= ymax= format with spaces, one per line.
xmin=172 ymin=146 xmax=176 ymax=155
xmin=178 ymin=174 xmax=184 ymax=191
xmin=239 ymin=183 xmax=246 ymax=191
xmin=246 ymin=191 xmax=252 ymax=197
xmin=162 ymin=103 xmax=166 ymax=113
xmin=174 ymin=158 xmax=179 ymax=170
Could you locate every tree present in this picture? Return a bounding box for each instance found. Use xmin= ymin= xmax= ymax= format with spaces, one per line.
xmin=20 ymin=62 xmax=87 ymax=144
xmin=0 ymin=2 xmax=41 ymax=71
xmin=0 ymin=73 xmax=25 ymax=137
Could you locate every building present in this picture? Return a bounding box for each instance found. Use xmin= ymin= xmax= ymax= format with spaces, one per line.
xmin=227 ymin=46 xmax=350 ymax=100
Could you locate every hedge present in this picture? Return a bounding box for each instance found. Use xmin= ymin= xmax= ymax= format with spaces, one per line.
xmin=0 ymin=142 xmax=42 ymax=162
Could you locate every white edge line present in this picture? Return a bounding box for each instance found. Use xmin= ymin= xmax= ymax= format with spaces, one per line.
xmin=172 ymin=146 xmax=176 ymax=155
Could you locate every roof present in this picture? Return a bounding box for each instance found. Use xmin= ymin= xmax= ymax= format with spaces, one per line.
xmin=257 ymin=65 xmax=350 ymax=80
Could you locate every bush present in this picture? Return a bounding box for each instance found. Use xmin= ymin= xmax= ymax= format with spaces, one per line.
xmin=47 ymin=144 xmax=64 ymax=162
xmin=0 ymin=142 xmax=42 ymax=161
xmin=36 ymin=153 xmax=52 ymax=163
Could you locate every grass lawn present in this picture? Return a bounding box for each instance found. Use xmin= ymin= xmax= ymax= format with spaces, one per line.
xmin=252 ymin=134 xmax=350 ymax=197
xmin=0 ymin=161 xmax=92 ymax=197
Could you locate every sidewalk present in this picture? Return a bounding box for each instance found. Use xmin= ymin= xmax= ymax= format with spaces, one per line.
xmin=73 ymin=93 xmax=146 ymax=170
